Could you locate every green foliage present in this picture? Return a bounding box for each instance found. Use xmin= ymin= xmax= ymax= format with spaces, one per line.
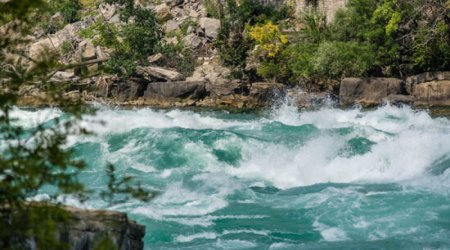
xmin=313 ymin=41 xmax=375 ymax=79
xmin=38 ymin=0 xmax=83 ymax=34
xmin=48 ymin=0 xmax=82 ymax=24
xmin=157 ymin=44 xmax=196 ymax=77
xmin=248 ymin=22 xmax=289 ymax=82
xmin=215 ymin=0 xmax=291 ymax=77
xmin=81 ymin=0 xmax=161 ymax=77
xmin=101 ymin=165 xmax=156 ymax=205
xmin=179 ymin=18 xmax=197 ymax=36
xmin=270 ymin=0 xmax=450 ymax=89
xmin=0 ymin=1 xmax=153 ymax=248
xmin=204 ymin=0 xmax=221 ymax=18
xmin=60 ymin=40 xmax=73 ymax=56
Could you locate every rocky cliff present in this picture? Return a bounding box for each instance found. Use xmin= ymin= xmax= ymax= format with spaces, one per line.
xmin=26 ymin=205 xmax=145 ymax=250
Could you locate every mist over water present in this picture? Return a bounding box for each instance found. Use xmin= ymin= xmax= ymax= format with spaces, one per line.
xmin=16 ymin=100 xmax=450 ymax=249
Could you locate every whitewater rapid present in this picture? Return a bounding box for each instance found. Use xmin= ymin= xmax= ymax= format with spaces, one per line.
xmin=12 ymin=103 xmax=450 ymax=249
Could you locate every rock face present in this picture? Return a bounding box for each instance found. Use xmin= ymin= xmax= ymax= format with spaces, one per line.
xmin=144 ymin=81 xmax=207 ymax=99
xmin=339 ymin=77 xmax=405 ymax=107
xmin=406 ymin=72 xmax=450 ymax=94
xmin=136 ymin=66 xmax=184 ymax=82
xmin=27 ymin=206 xmax=145 ymax=250
xmin=339 ymin=72 xmax=450 ymax=108
xmin=287 ymin=89 xmax=336 ymax=109
xmin=413 ymin=80 xmax=450 ymax=107
xmin=408 ymin=72 xmax=450 ymax=107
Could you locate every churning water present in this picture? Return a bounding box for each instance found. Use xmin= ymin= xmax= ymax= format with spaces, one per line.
xmin=16 ymin=100 xmax=450 ymax=249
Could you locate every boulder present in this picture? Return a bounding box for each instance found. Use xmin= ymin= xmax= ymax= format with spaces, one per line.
xmin=249 ymin=82 xmax=285 ymax=106
xmin=153 ymin=4 xmax=173 ymax=22
xmin=406 ymin=71 xmax=450 ymax=94
xmin=186 ymin=60 xmax=231 ymax=85
xmin=29 ymin=18 xmax=95 ymax=59
xmin=207 ymin=80 xmax=246 ymax=97
xmin=339 ymin=78 xmax=405 ymax=107
xmin=144 ymin=81 xmax=207 ymax=99
xmin=199 ymin=17 xmax=220 ymax=40
xmin=147 ymin=53 xmax=164 ymax=64
xmin=165 ymin=0 xmax=184 ymax=7
xmin=164 ymin=20 xmax=180 ymax=33
xmin=135 ymin=66 xmax=184 ymax=81
xmin=82 ymin=40 xmax=97 ymax=61
xmin=287 ymin=89 xmax=336 ymax=109
xmin=51 ymin=71 xmax=76 ymax=82
xmin=183 ymin=33 xmax=203 ymax=49
xmin=189 ymin=9 xmax=200 ymax=18
xmin=99 ymin=3 xmax=117 ymax=21
xmin=112 ymin=78 xmax=149 ymax=102
xmin=413 ymin=80 xmax=450 ymax=107
xmin=20 ymin=204 xmax=145 ymax=250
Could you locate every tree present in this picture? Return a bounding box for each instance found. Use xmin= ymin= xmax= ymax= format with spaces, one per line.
xmin=0 ymin=1 xmax=152 ymax=248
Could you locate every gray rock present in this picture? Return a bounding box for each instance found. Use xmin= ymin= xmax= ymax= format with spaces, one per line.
xmin=165 ymin=0 xmax=184 ymax=7
xmin=413 ymin=80 xmax=450 ymax=107
xmin=406 ymin=71 xmax=450 ymax=94
xmin=144 ymin=81 xmax=207 ymax=99
xmin=187 ymin=61 xmax=231 ymax=86
xmin=183 ymin=34 xmax=202 ymax=49
xmin=147 ymin=53 xmax=164 ymax=64
xmin=136 ymin=66 xmax=184 ymax=82
xmin=164 ymin=20 xmax=180 ymax=33
xmin=199 ymin=17 xmax=220 ymax=40
xmin=82 ymin=40 xmax=96 ymax=60
xmin=26 ymin=205 xmax=145 ymax=250
xmin=189 ymin=9 xmax=200 ymax=18
xmin=339 ymin=77 xmax=404 ymax=107
xmin=153 ymin=4 xmax=173 ymax=22
xmin=112 ymin=78 xmax=149 ymax=102
xmin=99 ymin=3 xmax=117 ymax=21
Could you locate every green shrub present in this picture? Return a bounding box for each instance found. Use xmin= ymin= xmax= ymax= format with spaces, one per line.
xmin=204 ymin=0 xmax=221 ymax=18
xmin=157 ymin=44 xmax=196 ymax=77
xmin=80 ymin=0 xmax=161 ymax=77
xmin=38 ymin=0 xmax=83 ymax=34
xmin=215 ymin=0 xmax=291 ymax=78
xmin=313 ymin=41 xmax=375 ymax=79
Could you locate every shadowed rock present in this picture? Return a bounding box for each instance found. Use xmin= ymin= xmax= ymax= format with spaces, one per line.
xmin=144 ymin=81 xmax=207 ymax=99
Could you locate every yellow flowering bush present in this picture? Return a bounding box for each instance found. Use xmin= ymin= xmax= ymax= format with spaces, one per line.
xmin=249 ymin=22 xmax=288 ymax=58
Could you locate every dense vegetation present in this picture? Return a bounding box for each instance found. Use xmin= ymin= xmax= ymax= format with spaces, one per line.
xmin=213 ymin=0 xmax=450 ymax=91
xmin=79 ymin=0 xmax=195 ymax=78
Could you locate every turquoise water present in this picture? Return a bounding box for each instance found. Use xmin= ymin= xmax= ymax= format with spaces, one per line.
xmin=17 ymin=102 xmax=450 ymax=249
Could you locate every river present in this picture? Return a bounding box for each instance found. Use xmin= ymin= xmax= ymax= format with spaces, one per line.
xmin=18 ymin=101 xmax=450 ymax=249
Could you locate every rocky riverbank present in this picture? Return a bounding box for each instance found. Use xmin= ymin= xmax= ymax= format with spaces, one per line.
xmin=15 ymin=0 xmax=449 ymax=111
xmin=18 ymin=71 xmax=450 ymax=111
xmin=24 ymin=205 xmax=145 ymax=250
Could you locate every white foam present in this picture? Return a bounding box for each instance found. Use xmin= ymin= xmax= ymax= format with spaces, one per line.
xmin=9 ymin=107 xmax=63 ymax=128
xmin=175 ymin=232 xmax=217 ymax=242
xmin=223 ymin=105 xmax=450 ymax=188
xmin=313 ymin=221 xmax=348 ymax=242
xmin=79 ymin=107 xmax=258 ymax=135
